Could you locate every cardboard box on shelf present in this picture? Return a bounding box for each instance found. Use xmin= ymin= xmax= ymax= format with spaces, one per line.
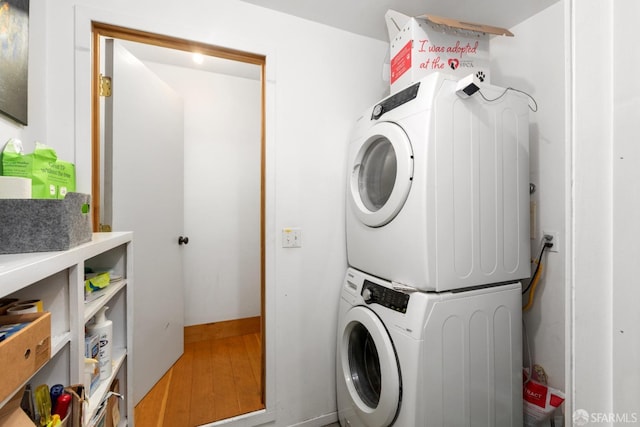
xmin=385 ymin=10 xmax=513 ymax=93
xmin=0 ymin=312 xmax=51 ymax=404
xmin=106 ymin=379 xmax=120 ymax=427
xmin=0 ymin=387 xmax=33 ymax=427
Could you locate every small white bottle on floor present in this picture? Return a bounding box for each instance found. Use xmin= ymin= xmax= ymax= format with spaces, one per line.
xmin=86 ymin=306 xmax=113 ymax=380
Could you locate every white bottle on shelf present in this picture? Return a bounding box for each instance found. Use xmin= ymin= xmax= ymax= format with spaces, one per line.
xmin=86 ymin=306 xmax=113 ymax=380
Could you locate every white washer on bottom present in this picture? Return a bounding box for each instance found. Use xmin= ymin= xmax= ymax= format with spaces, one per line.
xmin=336 ymin=268 xmax=523 ymax=427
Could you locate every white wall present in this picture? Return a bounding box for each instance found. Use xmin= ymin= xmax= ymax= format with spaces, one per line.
xmin=612 ymin=0 xmax=640 ymax=418
xmin=145 ymin=62 xmax=262 ymax=326
xmin=572 ymin=0 xmax=615 ymax=419
xmin=491 ymin=0 xmax=567 ymax=397
xmin=38 ymin=1 xmax=388 ymax=426
xmin=494 ymin=2 xmax=640 ymax=424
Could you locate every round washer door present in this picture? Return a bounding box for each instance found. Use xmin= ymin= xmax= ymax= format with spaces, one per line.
xmin=338 ymin=306 xmax=401 ymax=427
xmin=349 ymin=121 xmax=413 ymax=227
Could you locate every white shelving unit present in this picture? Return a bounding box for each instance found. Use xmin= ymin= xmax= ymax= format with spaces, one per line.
xmin=0 ymin=232 xmax=134 ymax=426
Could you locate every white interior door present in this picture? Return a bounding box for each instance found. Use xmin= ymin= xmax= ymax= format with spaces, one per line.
xmin=105 ymin=39 xmax=185 ymax=404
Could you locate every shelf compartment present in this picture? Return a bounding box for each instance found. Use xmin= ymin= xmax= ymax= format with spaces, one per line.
xmin=52 ymin=331 xmax=71 ymax=356
xmin=0 ymin=232 xmax=133 ymax=426
xmin=0 ymin=232 xmax=132 ymax=297
xmin=85 ymin=348 xmax=127 ymax=427
xmin=84 ymin=279 xmax=127 ymax=323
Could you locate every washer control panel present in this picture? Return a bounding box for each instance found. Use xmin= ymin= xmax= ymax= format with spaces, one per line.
xmin=371 ymin=82 xmax=421 ymax=120
xmin=362 ymin=279 xmax=410 ymax=313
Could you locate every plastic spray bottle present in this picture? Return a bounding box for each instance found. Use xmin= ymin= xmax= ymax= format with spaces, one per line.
xmin=86 ymin=306 xmax=113 ymax=380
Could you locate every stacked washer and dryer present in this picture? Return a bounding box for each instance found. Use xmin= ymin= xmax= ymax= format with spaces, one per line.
xmin=336 ymin=72 xmax=530 ymax=427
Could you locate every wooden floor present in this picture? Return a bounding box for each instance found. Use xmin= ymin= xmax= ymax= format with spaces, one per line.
xmin=135 ymin=318 xmax=264 ymax=427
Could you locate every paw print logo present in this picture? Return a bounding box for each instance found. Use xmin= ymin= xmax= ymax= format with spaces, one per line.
xmin=476 ymin=71 xmax=486 ymax=82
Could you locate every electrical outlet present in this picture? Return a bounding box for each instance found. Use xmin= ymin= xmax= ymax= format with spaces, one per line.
xmin=282 ymin=228 xmax=302 ymax=248
xmin=542 ymin=230 xmax=560 ymax=253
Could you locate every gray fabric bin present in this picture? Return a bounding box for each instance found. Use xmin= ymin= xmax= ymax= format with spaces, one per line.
xmin=0 ymin=192 xmax=92 ymax=254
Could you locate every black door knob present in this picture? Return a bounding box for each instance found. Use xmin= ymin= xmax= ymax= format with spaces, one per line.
xmin=178 ymin=236 xmax=189 ymax=245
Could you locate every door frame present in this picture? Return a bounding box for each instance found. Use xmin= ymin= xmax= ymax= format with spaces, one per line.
xmin=90 ymin=21 xmax=268 ymax=407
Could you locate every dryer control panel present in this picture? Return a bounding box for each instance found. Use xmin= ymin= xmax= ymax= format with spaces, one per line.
xmin=371 ymin=82 xmax=420 ymax=120
xmin=362 ymin=280 xmax=410 ymax=313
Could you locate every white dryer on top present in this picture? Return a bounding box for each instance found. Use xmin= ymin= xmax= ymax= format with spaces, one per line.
xmin=346 ymin=72 xmax=531 ymax=292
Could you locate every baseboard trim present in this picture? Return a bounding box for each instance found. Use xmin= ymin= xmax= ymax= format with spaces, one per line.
xmin=184 ymin=316 xmax=261 ymax=344
xmin=288 ymin=412 xmax=338 ymax=427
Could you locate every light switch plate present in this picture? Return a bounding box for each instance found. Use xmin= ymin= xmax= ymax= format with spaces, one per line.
xmin=282 ymin=228 xmax=302 ymax=248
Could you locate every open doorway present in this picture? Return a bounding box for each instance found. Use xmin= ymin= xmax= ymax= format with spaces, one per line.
xmin=90 ymin=22 xmax=266 ymax=426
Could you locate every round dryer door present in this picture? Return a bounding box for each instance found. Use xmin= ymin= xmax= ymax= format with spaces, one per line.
xmin=338 ymin=306 xmax=401 ymax=427
xmin=349 ymin=122 xmax=413 ymax=227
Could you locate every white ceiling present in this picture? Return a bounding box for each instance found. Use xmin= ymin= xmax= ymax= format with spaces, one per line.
xmin=120 ymin=40 xmax=262 ymax=80
xmin=239 ymin=0 xmax=559 ymax=41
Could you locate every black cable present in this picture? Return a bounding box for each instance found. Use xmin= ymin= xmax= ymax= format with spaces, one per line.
xmin=522 ymin=241 xmax=553 ymax=294
xmin=478 ymin=87 xmax=539 ymax=112
xmin=522 ymin=244 xmax=546 ymax=294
